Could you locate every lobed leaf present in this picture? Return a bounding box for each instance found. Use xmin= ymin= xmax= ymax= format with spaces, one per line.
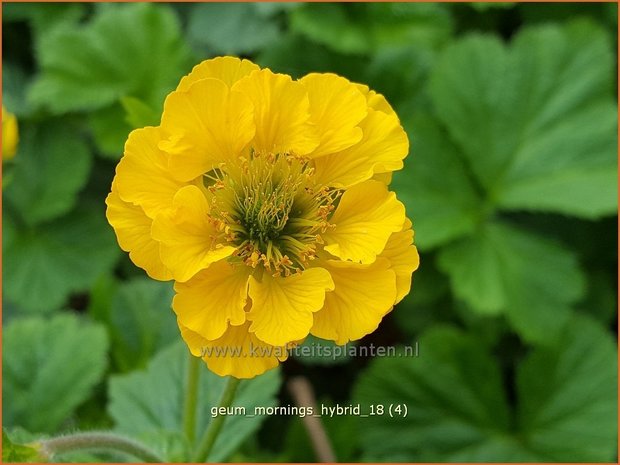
xmin=3 ymin=205 xmax=121 ymax=313
xmin=108 ymin=342 xmax=282 ymax=462
xmin=29 ymin=3 xmax=191 ymax=114
xmin=3 ymin=314 xmax=109 ymax=433
xmin=429 ymin=21 xmax=617 ymax=218
xmin=355 ymin=315 xmax=617 ymax=461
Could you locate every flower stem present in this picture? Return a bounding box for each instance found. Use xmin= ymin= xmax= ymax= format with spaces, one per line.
xmin=37 ymin=432 xmax=163 ymax=462
xmin=193 ymin=376 xmax=241 ymax=462
xmin=183 ymin=353 xmax=201 ymax=445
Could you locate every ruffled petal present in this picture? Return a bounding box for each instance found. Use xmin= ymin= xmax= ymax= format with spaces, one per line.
xmin=176 ymin=56 xmax=260 ymax=91
xmin=233 ymin=69 xmax=319 ymax=156
xmin=323 ymin=180 xmax=406 ymax=264
xmin=311 ymin=258 xmax=397 ymax=344
xmin=115 ymin=126 xmax=188 ymax=218
xmin=247 ymin=267 xmax=334 ymax=346
xmin=160 ymin=78 xmax=255 ymax=182
xmin=151 ymin=185 xmax=236 ymax=282
xmin=372 ymin=171 xmax=393 ymax=185
xmin=179 ymin=321 xmax=286 ymax=379
xmin=379 ymin=219 xmax=420 ymax=304
xmin=105 ymin=187 xmax=171 ymax=281
xmin=173 ymin=261 xmax=250 ymax=340
xmin=312 ymin=108 xmax=409 ymax=188
xmin=354 ymin=83 xmax=396 ymax=116
xmin=300 ymin=73 xmax=366 ymax=158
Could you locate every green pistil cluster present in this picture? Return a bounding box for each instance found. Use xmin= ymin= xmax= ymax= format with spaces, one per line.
xmin=207 ymin=152 xmax=338 ymax=276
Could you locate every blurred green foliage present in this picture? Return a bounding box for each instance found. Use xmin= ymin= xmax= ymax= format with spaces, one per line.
xmin=3 ymin=2 xmax=617 ymax=463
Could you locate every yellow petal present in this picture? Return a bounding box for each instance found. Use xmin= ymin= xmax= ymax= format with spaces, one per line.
xmin=247 ymin=267 xmax=334 ymax=346
xmin=372 ymin=171 xmax=393 ymax=185
xmin=311 ymin=258 xmax=397 ymax=344
xmin=354 ymin=83 xmax=396 ymax=116
xmin=313 ymin=108 xmax=409 ymax=188
xmin=323 ymin=180 xmax=406 ymax=264
xmin=2 ymin=106 xmax=19 ymax=160
xmin=176 ymin=56 xmax=260 ymax=91
xmin=300 ymin=73 xmax=366 ymax=158
xmin=160 ymin=78 xmax=255 ymax=182
xmin=179 ymin=321 xmax=286 ymax=379
xmin=173 ymin=261 xmax=250 ymax=340
xmin=233 ymin=69 xmax=319 ymax=156
xmin=115 ymin=126 xmax=188 ymax=218
xmin=151 ymin=185 xmax=236 ymax=282
xmin=105 ymin=188 xmax=171 ymax=281
xmin=379 ymin=220 xmax=420 ymax=304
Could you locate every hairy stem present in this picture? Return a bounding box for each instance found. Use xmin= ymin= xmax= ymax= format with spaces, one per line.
xmin=37 ymin=432 xmax=163 ymax=463
xmin=288 ymin=376 xmax=336 ymax=462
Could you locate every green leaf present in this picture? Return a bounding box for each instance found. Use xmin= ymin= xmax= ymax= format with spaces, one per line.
xmin=2 ymin=429 xmax=44 ymax=463
xmin=108 ymin=342 xmax=282 ymax=462
xmin=121 ymin=96 xmax=160 ymax=129
xmin=437 ymin=221 xmax=585 ymax=343
xmin=365 ymin=46 xmax=434 ymax=116
xmin=87 ymin=274 xmax=120 ymax=324
xmin=187 ymin=3 xmax=280 ymax=55
xmin=290 ymin=3 xmax=451 ymax=55
xmin=256 ymin=34 xmax=366 ymax=81
xmin=290 ymin=4 xmax=369 ymax=54
xmin=354 ymin=326 xmax=512 ymax=461
xmin=4 ymin=122 xmax=92 ymax=226
xmin=365 ymin=3 xmax=452 ymax=51
xmin=392 ymin=116 xmax=482 ymax=250
xmin=293 ymin=334 xmax=352 ymax=366
xmin=516 ymin=315 xmax=617 ymax=461
xmin=29 ymin=3 xmax=191 ymax=114
xmin=3 ymin=2 xmax=86 ymax=39
xmin=3 ymin=205 xmax=121 ymax=313
xmin=107 ymin=278 xmax=178 ymax=372
xmin=354 ymin=316 xmax=617 ymax=461
xmin=88 ymin=104 xmax=132 ymax=159
xmin=577 ymin=269 xmax=617 ymax=324
xmin=470 ymin=2 xmax=515 ymax=11
xmin=519 ymin=2 xmax=617 ymax=29
xmin=429 ymin=21 xmax=617 ymax=218
xmin=3 ymin=314 xmax=109 ymax=433
xmin=3 ymin=63 xmax=33 ymax=117
xmin=395 ymin=257 xmax=473 ymax=339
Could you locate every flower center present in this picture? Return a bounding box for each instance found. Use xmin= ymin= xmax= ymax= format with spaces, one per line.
xmin=207 ymin=152 xmax=338 ymax=276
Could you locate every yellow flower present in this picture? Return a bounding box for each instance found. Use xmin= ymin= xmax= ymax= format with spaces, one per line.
xmin=106 ymin=57 xmax=419 ymax=379
xmin=2 ymin=106 xmax=19 ymax=160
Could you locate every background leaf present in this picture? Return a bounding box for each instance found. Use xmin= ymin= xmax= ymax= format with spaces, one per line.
xmin=291 ymin=3 xmax=452 ymax=55
xmin=3 ymin=205 xmax=120 ymax=313
xmin=105 ymin=278 xmax=178 ymax=372
xmin=187 ymin=3 xmax=281 ymax=55
xmin=2 ymin=429 xmax=44 ymax=463
xmin=437 ymin=221 xmax=585 ymax=342
xmin=354 ymin=327 xmax=512 ymax=461
xmin=4 ymin=121 xmax=92 ymax=226
xmin=2 ymin=62 xmax=32 ymax=117
xmin=429 ymin=21 xmax=617 ymax=219
xmin=393 ymin=116 xmax=482 ymax=250
xmin=355 ymin=315 xmax=617 ymax=461
xmin=2 ymin=4 xmax=616 ymax=462
xmin=293 ymin=334 xmax=352 ymax=366
xmin=3 ymin=314 xmax=108 ymax=433
xmin=516 ymin=315 xmax=617 ymax=461
xmin=108 ymin=342 xmax=282 ymax=462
